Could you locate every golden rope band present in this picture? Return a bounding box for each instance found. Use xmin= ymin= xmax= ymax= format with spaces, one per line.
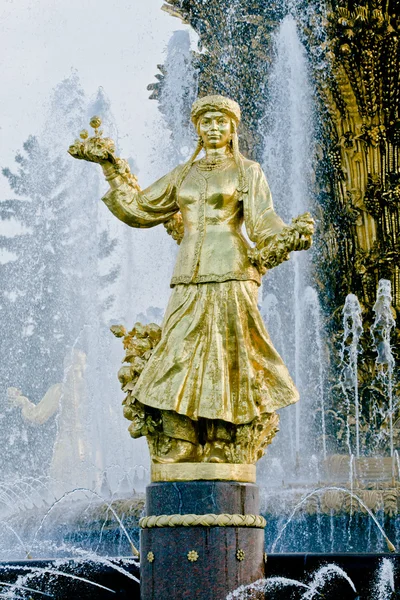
xmin=151 ymin=463 xmax=256 ymax=483
xmin=139 ymin=513 xmax=266 ymax=529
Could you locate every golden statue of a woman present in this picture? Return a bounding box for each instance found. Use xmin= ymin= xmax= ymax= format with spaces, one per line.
xmin=69 ymin=96 xmax=313 ymax=477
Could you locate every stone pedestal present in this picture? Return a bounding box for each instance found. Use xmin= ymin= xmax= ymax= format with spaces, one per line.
xmin=140 ymin=481 xmax=265 ymax=600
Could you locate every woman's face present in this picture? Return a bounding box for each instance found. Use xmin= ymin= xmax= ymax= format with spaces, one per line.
xmin=197 ymin=110 xmax=232 ymax=149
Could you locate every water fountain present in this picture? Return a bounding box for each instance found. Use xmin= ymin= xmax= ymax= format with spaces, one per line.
xmin=0 ymin=0 xmax=399 ymax=598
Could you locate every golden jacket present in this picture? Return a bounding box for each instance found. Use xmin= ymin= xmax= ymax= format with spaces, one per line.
xmin=102 ymin=157 xmax=285 ymax=286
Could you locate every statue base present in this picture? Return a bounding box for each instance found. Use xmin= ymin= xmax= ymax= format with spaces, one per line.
xmin=140 ymin=480 xmax=265 ymax=600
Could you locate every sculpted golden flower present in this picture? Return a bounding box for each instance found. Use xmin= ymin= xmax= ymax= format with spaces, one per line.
xmin=67 ymin=135 xmax=115 ymax=164
xmin=117 ymin=365 xmax=134 ymax=387
xmin=187 ymin=550 xmax=198 ymax=562
xmin=89 ymin=115 xmax=102 ymax=130
xmin=110 ymin=324 xmax=127 ymax=338
xmin=236 ymin=549 xmax=245 ymax=561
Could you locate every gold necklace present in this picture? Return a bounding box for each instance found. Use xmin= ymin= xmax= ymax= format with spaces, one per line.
xmin=197 ymin=154 xmax=233 ymax=171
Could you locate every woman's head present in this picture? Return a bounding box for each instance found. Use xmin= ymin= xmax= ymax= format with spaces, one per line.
xmin=196 ymin=110 xmax=232 ymax=150
xmin=191 ymin=95 xmax=241 ymax=151
xmin=177 ymin=95 xmax=247 ymax=193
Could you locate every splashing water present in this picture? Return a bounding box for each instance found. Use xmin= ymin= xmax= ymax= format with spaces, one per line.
xmin=261 ymin=293 xmax=296 ymax=462
xmin=270 ymin=485 xmax=396 ymax=553
xmin=1 ymin=73 xmax=153 ymax=505
xmin=156 ymin=30 xmax=198 ymax=167
xmin=226 ymin=563 xmax=357 ymax=599
xmin=0 ymin=580 xmax=53 ymax=598
xmin=301 ymin=564 xmax=357 ymax=598
xmin=261 ymin=14 xmax=318 ymax=469
xmin=28 ymin=488 xmax=139 ymax=558
xmin=0 ymin=522 xmax=31 ymax=559
xmin=303 ymin=286 xmax=327 ymax=460
xmin=226 ymin=577 xmax=314 ymax=599
xmin=0 ymin=564 xmax=117 ymax=595
xmin=0 ymin=549 xmax=139 ymax=598
xmin=340 ymin=294 xmax=363 ymax=457
xmin=371 ymin=279 xmax=397 ymax=458
xmin=373 ymin=558 xmax=395 ymax=600
xmin=18 ymin=542 xmax=139 ymax=584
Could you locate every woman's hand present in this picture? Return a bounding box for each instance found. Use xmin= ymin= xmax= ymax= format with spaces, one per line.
xmin=68 ymin=115 xmax=116 ymax=164
xmin=7 ymin=386 xmax=25 ymax=407
xmin=68 ymin=131 xmax=116 ymax=165
xmin=291 ymin=212 xmax=314 ymax=251
xmin=248 ymin=211 xmax=315 ymax=273
xmin=68 ymin=117 xmax=141 ymax=191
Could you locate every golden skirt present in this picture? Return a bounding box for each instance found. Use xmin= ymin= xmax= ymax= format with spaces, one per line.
xmin=133 ymin=280 xmax=299 ymax=425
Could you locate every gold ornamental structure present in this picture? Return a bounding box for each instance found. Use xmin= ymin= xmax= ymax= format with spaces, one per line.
xmin=301 ymin=0 xmax=400 ymax=454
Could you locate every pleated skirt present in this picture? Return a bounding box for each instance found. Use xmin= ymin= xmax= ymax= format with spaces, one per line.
xmin=133 ymin=280 xmax=299 ymax=425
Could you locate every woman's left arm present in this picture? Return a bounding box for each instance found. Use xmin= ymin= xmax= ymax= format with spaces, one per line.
xmin=243 ymin=163 xmax=286 ymax=246
xmin=244 ymin=163 xmax=314 ymax=274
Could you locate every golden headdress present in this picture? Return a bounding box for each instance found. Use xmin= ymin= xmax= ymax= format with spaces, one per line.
xmin=191 ymin=95 xmax=241 ymax=126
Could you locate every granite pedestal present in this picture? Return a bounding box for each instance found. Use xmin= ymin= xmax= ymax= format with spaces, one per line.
xmin=140 ymin=481 xmax=265 ymax=600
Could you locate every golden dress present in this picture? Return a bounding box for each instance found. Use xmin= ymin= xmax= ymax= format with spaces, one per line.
xmin=102 ymin=156 xmax=299 ymax=426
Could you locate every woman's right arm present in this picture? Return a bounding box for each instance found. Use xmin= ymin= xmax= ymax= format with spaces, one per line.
xmin=100 ymin=161 xmax=181 ymax=229
xmin=8 ymin=384 xmax=61 ymax=425
xmin=68 ymin=121 xmax=180 ymax=229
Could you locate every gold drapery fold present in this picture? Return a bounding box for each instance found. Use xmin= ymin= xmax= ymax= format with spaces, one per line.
xmin=133 ymin=280 xmax=298 ymax=425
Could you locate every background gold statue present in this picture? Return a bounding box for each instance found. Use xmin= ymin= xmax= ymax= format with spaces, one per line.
xmin=69 ymin=95 xmax=314 ymax=467
xmin=7 ymin=350 xmax=95 ymax=495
